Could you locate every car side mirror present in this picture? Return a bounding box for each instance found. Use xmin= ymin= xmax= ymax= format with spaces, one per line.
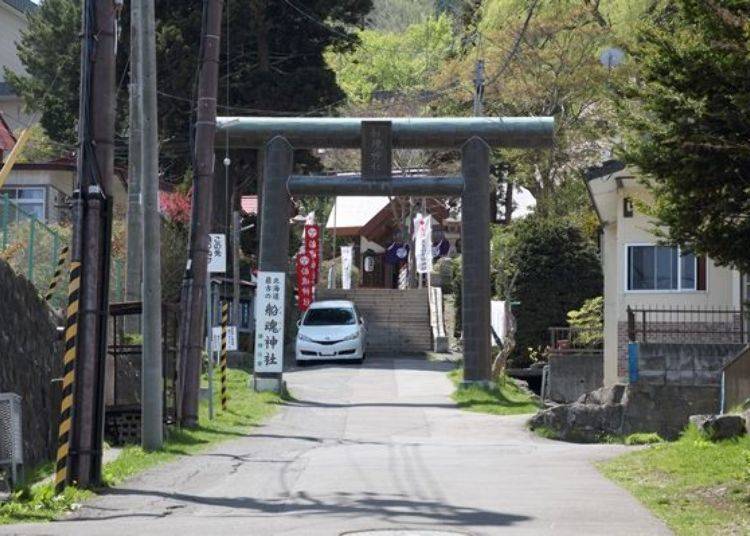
xmin=296 ymin=319 xmax=302 ymax=327
xmin=359 ymin=318 xmax=365 ymax=325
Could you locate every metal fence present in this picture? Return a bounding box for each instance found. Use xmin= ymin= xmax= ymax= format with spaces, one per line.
xmin=626 ymin=305 xmax=746 ymax=344
xmin=548 ymin=326 xmax=603 ymax=356
xmin=0 ymin=194 xmax=125 ymax=307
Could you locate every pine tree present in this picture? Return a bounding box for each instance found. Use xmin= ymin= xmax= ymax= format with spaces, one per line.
xmin=616 ymin=0 xmax=750 ymax=271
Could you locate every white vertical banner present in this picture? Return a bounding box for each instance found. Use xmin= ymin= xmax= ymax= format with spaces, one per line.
xmin=212 ymin=326 xmax=238 ymax=353
xmin=413 ymin=213 xmax=433 ymax=274
xmin=254 ymin=271 xmax=285 ymax=373
xmin=341 ymin=245 xmax=353 ymax=289
xmin=207 ymin=233 xmax=227 ymax=273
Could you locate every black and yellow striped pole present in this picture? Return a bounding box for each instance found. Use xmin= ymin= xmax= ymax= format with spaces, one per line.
xmin=54 ymin=260 xmax=81 ymax=494
xmin=45 ymin=245 xmax=69 ymax=303
xmin=220 ymin=302 xmax=229 ymax=411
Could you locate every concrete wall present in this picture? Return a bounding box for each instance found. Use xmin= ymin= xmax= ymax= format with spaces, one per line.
xmin=636 ymin=343 xmax=744 ymax=386
xmin=0 ymin=259 xmax=61 ymax=468
xmin=548 ymin=354 xmax=603 ymax=403
xmin=724 ymin=346 xmax=750 ymax=410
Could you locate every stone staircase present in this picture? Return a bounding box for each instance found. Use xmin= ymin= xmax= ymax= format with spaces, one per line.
xmin=316 ymin=288 xmax=432 ymax=355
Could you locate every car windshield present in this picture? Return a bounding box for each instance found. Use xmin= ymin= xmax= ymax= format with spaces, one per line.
xmin=303 ymin=307 xmax=356 ymax=326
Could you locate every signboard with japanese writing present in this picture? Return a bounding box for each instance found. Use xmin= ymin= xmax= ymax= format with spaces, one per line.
xmin=207 ymin=233 xmax=227 ymax=273
xmin=254 ymin=271 xmax=285 ymax=373
xmin=341 ymin=245 xmax=353 ymax=289
xmin=361 ymin=120 xmax=392 ymax=180
xmin=304 ymin=224 xmax=320 ymax=283
xmin=413 ymin=213 xmax=433 ymax=274
xmin=296 ymin=252 xmax=314 ymax=312
xmin=212 ymin=326 xmax=238 ymax=352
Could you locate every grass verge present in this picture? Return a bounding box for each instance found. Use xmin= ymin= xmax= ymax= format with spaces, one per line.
xmin=0 ymin=367 xmax=283 ymax=525
xmin=448 ymin=368 xmax=539 ymax=415
xmin=600 ymin=426 xmax=750 ymax=535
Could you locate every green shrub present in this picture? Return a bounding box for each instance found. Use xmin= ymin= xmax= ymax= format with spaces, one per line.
xmin=625 ymin=432 xmax=663 ymax=445
xmin=497 ymin=216 xmax=602 ymax=367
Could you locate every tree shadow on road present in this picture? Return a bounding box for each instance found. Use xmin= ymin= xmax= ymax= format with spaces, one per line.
xmin=63 ymin=487 xmax=532 ymax=529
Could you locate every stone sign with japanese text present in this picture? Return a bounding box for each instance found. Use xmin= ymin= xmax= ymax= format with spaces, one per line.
xmin=254 ymin=271 xmax=285 ymax=373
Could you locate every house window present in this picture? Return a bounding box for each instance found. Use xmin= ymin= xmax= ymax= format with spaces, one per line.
xmin=0 ymin=187 xmax=45 ymax=221
xmin=627 ymin=244 xmax=706 ymax=291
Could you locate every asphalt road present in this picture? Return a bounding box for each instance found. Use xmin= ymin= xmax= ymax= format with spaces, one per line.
xmin=2 ymin=357 xmax=670 ymax=536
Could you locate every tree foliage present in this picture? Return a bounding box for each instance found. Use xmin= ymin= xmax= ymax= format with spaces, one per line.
xmin=5 ymin=0 xmax=372 ymax=182
xmin=495 ymin=215 xmax=602 ymax=366
xmin=366 ymin=0 xmax=436 ymax=31
xmin=3 ymin=0 xmax=83 ymax=145
xmin=432 ymin=0 xmax=657 ymax=218
xmin=616 ymin=0 xmax=750 ymax=271
xmin=327 ymin=14 xmax=455 ymax=103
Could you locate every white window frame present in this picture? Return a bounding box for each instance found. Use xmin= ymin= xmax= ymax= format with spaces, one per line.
xmin=0 ymin=186 xmax=47 ymax=222
xmin=624 ymin=243 xmax=702 ymax=293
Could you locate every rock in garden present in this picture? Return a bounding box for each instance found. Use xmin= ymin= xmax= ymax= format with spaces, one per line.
xmin=690 ymin=414 xmax=746 ymax=440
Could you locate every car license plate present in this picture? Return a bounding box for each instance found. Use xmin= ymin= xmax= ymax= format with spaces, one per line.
xmin=320 ymin=350 xmax=335 ymax=356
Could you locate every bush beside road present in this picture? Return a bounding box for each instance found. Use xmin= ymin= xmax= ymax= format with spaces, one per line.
xmin=448 ymin=368 xmax=539 ymax=416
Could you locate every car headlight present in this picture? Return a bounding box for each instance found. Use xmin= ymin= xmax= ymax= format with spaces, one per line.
xmin=341 ymin=332 xmax=359 ymax=341
xmin=297 ymin=333 xmax=314 ymax=342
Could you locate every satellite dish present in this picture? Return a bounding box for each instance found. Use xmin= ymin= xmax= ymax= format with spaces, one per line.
xmin=600 ymin=47 xmax=625 ymax=69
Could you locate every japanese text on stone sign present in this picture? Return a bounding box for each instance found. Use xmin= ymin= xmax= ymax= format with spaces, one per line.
xmin=254 ymin=271 xmax=285 ymax=373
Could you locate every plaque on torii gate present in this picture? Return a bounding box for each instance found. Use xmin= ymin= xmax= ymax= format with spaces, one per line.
xmin=361 ymin=120 xmax=392 ymax=180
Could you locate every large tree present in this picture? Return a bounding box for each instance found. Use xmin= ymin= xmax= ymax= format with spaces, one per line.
xmin=431 ymin=0 xmax=659 ymax=218
xmin=616 ymin=0 xmax=750 ymax=271
xmin=5 ymin=0 xmax=372 ymax=183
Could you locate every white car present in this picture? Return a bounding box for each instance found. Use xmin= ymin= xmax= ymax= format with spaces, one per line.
xmin=295 ymin=300 xmax=366 ymax=365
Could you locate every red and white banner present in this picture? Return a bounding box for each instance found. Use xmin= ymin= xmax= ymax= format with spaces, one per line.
xmin=296 ymin=224 xmax=320 ymax=312
xmin=304 ymin=224 xmax=320 ymax=283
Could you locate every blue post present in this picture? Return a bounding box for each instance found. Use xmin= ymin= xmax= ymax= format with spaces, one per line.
xmin=628 ymin=342 xmax=639 ymax=383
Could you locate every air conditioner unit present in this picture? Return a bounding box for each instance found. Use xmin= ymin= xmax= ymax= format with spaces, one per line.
xmin=0 ymin=393 xmax=23 ymax=489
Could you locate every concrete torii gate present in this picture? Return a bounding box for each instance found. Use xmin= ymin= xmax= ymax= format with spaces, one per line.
xmin=216 ymin=117 xmax=554 ymax=391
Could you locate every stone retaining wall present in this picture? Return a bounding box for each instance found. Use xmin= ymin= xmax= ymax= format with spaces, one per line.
xmin=617 ymin=321 xmax=741 ymax=378
xmin=0 ymin=260 xmax=61 ymax=469
xmin=636 ymin=342 xmax=744 ymax=386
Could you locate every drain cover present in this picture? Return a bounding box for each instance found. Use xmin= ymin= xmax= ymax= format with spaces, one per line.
xmin=342 ymin=531 xmax=469 ymax=536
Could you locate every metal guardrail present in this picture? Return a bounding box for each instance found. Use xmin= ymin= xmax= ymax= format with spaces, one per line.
xmin=626 ymin=306 xmax=745 ymax=344
xmin=548 ymin=326 xmax=603 ymax=355
xmin=0 ymin=194 xmax=124 ymax=306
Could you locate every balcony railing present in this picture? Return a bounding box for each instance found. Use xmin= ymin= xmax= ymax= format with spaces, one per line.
xmin=548 ymin=326 xmax=603 ymax=356
xmin=626 ymin=306 xmax=746 ymax=344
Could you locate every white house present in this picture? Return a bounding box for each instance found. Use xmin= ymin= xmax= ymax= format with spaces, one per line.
xmin=585 ymin=161 xmax=743 ymax=386
xmin=0 ymin=0 xmax=36 ymax=132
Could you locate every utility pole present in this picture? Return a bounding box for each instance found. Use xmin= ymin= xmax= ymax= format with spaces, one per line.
xmin=65 ymin=0 xmax=117 ymax=489
xmin=125 ymin=0 xmax=143 ymax=322
xmin=232 ymin=209 xmax=241 ymax=327
xmin=139 ymin=0 xmax=163 ymax=450
xmin=473 ymin=58 xmax=485 ymax=117
xmin=178 ymin=0 xmax=225 ymax=428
